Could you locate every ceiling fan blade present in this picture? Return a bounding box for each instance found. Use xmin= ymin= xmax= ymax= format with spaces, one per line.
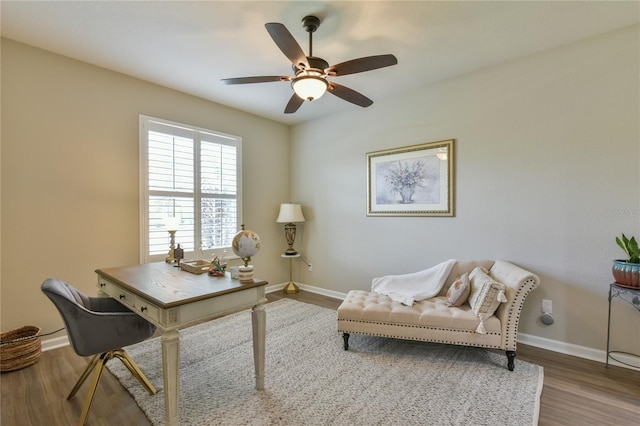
xmin=327 ymin=82 xmax=373 ymax=108
xmin=221 ymin=76 xmax=291 ymax=85
xmin=265 ymin=23 xmax=310 ymax=70
xmin=326 ymin=54 xmax=398 ymax=77
xmin=284 ymin=93 xmax=304 ymax=114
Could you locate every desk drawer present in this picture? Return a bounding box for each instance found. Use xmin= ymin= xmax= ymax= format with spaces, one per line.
xmin=98 ymin=279 xmax=135 ymax=309
xmin=116 ymin=289 xmax=135 ymax=307
xmin=133 ymin=296 xmax=160 ymax=322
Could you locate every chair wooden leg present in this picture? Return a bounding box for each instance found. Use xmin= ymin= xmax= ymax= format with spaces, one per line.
xmin=77 ymin=352 xmax=112 ymax=426
xmin=114 ymin=349 xmax=157 ymax=395
xmin=67 ymin=355 xmax=100 ymax=400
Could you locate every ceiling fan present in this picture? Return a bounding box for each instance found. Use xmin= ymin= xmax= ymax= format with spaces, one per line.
xmin=221 ymin=15 xmax=398 ymax=114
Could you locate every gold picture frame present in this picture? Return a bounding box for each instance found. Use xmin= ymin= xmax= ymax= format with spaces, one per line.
xmin=367 ymin=139 xmax=455 ymax=217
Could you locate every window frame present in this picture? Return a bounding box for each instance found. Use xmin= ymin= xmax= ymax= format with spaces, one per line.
xmin=139 ymin=114 xmax=242 ymax=264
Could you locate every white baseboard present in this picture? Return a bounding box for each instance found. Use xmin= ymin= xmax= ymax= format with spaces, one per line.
xmin=265 ymin=283 xmax=286 ymax=293
xmin=267 ymin=282 xmax=348 ymax=300
xmin=42 ymin=282 xmax=640 ymax=371
xmin=518 ymin=332 xmax=639 ymax=371
xmin=42 ymin=335 xmax=69 ymax=352
xmin=296 ymin=283 xmax=348 ymax=300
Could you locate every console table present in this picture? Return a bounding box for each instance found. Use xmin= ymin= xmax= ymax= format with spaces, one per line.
xmin=606 ymin=283 xmax=640 ymax=369
xmin=95 ymin=262 xmax=268 ymax=425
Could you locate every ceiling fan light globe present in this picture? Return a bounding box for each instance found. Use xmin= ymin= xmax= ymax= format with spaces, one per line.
xmin=292 ymin=75 xmax=328 ymax=101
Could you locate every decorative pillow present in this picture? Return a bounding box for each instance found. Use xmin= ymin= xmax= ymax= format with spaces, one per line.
xmin=468 ymin=267 xmax=508 ymax=333
xmin=446 ymin=273 xmax=470 ymax=307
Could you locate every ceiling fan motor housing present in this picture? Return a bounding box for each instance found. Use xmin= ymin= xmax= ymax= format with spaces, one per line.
xmin=292 ymin=56 xmax=329 ymax=74
xmin=302 ymin=15 xmax=321 ymax=33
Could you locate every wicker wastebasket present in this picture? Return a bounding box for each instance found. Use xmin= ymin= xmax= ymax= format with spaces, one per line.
xmin=0 ymin=326 xmax=42 ymax=372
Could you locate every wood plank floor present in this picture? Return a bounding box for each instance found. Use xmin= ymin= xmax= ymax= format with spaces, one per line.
xmin=2 ymin=291 xmax=638 ymax=425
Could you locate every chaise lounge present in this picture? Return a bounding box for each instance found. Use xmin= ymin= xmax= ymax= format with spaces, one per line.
xmin=337 ymin=260 xmax=539 ymax=370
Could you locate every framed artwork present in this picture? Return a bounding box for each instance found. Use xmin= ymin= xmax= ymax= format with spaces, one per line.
xmin=367 ymin=139 xmax=454 ymax=217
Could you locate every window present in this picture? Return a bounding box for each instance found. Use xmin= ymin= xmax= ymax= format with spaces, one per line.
xmin=139 ymin=115 xmax=242 ymax=263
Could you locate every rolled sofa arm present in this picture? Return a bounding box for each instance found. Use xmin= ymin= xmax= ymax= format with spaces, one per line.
xmin=489 ymin=260 xmax=540 ymax=351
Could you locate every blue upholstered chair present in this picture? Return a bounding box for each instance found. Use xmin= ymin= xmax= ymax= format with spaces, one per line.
xmin=41 ymin=278 xmax=157 ymax=426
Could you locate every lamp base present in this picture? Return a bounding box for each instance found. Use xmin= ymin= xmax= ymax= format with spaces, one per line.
xmin=283 ymin=281 xmax=299 ymax=294
xmin=284 ymin=248 xmax=298 ymax=256
xmin=238 ymin=265 xmax=254 ymax=283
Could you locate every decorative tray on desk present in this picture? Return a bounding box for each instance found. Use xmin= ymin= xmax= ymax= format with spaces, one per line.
xmin=179 ymin=260 xmax=210 ymax=275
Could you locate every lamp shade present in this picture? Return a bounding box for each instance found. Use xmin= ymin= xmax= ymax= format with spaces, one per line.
xmin=165 ymin=216 xmax=180 ymax=232
xmin=276 ymin=203 xmax=306 ymax=223
xmin=292 ymin=75 xmax=327 ymax=101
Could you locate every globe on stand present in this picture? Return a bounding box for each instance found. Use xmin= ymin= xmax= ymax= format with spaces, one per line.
xmin=232 ymin=225 xmax=261 ymax=283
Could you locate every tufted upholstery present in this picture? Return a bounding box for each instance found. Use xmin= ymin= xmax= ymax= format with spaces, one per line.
xmin=339 ymin=291 xmax=501 ymax=332
xmin=337 ymin=260 xmax=539 ymax=370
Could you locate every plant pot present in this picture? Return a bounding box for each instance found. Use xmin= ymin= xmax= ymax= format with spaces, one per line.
xmin=612 ymin=260 xmax=640 ymax=287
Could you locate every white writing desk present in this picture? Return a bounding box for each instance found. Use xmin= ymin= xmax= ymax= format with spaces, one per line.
xmin=96 ymin=262 xmax=267 ymax=425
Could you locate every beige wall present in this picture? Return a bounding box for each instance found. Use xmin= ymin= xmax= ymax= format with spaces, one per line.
xmin=1 ymin=39 xmax=290 ymax=334
xmin=2 ymin=24 xmax=639 ymax=360
xmin=290 ymin=25 xmax=640 ymax=355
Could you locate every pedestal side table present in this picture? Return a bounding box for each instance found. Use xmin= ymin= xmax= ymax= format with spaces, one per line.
xmin=282 ymin=253 xmax=301 ymax=294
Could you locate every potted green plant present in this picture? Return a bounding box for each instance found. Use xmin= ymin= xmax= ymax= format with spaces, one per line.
xmin=613 ymin=233 xmax=640 ymax=287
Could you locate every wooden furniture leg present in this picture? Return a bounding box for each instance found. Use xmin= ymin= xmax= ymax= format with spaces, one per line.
xmin=161 ymin=329 xmax=180 ymax=425
xmin=343 ymin=333 xmax=350 ymax=350
xmin=506 ymin=350 xmax=516 ymax=371
xmin=252 ymin=303 xmax=266 ymax=390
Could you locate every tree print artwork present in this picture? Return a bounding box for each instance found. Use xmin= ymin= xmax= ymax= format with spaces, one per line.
xmin=376 ymin=156 xmax=440 ymax=205
xmin=367 ymin=140 xmax=454 ymax=216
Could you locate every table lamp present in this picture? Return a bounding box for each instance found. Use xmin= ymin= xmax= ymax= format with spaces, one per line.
xmin=276 ymin=203 xmax=305 ymax=255
xmin=165 ymin=216 xmax=180 ymax=263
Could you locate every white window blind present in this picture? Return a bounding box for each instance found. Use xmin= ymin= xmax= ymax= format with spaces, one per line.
xmin=140 ymin=115 xmax=242 ymax=263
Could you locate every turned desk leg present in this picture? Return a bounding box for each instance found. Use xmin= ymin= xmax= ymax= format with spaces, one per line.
xmin=161 ymin=329 xmax=180 ymax=425
xmin=252 ymin=303 xmax=266 ymax=390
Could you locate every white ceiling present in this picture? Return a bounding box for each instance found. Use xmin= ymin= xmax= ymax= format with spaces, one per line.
xmin=2 ymin=1 xmax=638 ymax=125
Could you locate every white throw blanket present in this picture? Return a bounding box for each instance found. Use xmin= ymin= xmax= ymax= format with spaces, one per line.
xmin=371 ymin=259 xmax=457 ymax=306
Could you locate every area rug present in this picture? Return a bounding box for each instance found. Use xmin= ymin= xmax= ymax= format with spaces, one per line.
xmin=107 ymin=299 xmax=543 ymax=425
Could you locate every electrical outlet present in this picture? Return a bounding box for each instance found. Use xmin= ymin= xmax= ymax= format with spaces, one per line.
xmin=308 ymin=263 xmax=313 ymax=271
xmin=542 ymin=299 xmax=552 ymax=314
